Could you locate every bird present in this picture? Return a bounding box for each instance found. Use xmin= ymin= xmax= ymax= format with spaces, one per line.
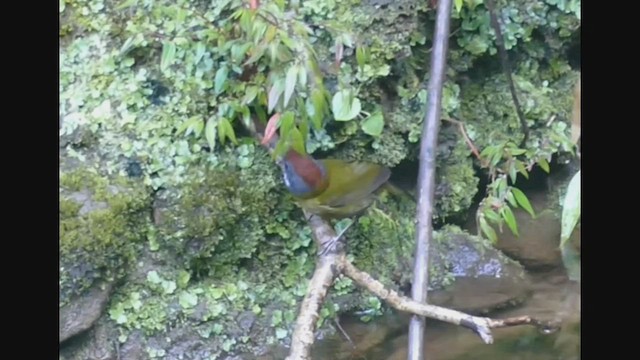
xmin=278 ymin=148 xmax=392 ymax=219
xmin=276 ymin=148 xmax=398 ymax=254
xmin=257 ymin=116 xmax=405 ymax=254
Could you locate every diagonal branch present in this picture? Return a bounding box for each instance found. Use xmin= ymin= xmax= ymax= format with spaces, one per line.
xmin=286 ymin=213 xmax=345 ymax=360
xmin=343 ymin=260 xmax=560 ymax=345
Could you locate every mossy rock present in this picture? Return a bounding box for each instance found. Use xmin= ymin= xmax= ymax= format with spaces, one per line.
xmin=59 ymin=169 xmax=152 ymax=307
xmin=151 ymin=146 xmax=302 ymax=278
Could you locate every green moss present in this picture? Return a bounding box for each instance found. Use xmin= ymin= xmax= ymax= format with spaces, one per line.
xmin=59 ymin=170 xmax=151 ymax=307
xmin=155 ymin=146 xmax=290 ymax=275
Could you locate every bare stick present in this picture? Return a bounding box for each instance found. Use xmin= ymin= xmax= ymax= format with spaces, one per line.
xmin=334 ymin=318 xmax=356 ymax=349
xmin=408 ymin=0 xmax=453 ymax=358
xmin=285 ymin=213 xmax=346 ymax=360
xmin=442 ymin=117 xmax=482 ymax=161
xmin=343 ymin=260 xmax=559 ymax=344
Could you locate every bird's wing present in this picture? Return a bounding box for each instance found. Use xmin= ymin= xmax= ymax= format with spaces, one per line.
xmin=320 ymin=160 xmax=391 ymax=208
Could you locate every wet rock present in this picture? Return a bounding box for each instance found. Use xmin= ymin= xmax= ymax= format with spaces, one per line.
xmin=237 ymin=311 xmax=256 ymax=332
xmin=66 ymin=189 xmax=109 ymax=216
xmin=469 ymin=191 xmax=566 ymax=270
xmin=119 ymin=331 xmax=148 ymax=360
xmin=59 ymin=319 xmax=118 ymax=360
xmin=60 ymin=282 xmax=115 ymax=343
xmin=428 ymin=231 xmax=531 ymax=314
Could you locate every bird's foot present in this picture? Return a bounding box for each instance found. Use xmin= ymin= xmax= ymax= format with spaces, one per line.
xmin=318 ymin=220 xmax=354 ymax=256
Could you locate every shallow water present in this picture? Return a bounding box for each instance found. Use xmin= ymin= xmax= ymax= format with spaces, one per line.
xmin=311 ymin=269 xmax=580 ymax=360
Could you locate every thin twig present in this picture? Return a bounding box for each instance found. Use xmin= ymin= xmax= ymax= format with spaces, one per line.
xmin=334 ymin=317 xmax=356 ymax=349
xmin=442 ymin=117 xmax=482 ymax=161
xmin=424 ymin=27 xmax=461 ymax=55
xmin=484 ymin=0 xmax=529 ymax=147
xmin=343 ymin=260 xmax=560 ymax=344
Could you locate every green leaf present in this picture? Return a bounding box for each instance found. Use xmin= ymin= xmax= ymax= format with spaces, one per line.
xmin=560 ymin=170 xmax=580 ymax=247
xmin=288 ymin=127 xmax=306 ymax=155
xmin=455 ymin=0 xmax=463 ymax=13
xmin=298 ymin=65 xmax=308 ymax=88
xmin=205 ymin=117 xmax=217 ymax=150
xmin=239 ymin=7 xmax=253 ymax=33
xmin=480 ymin=145 xmax=496 ymax=158
xmin=240 ymin=105 xmax=251 ymax=127
xmin=509 ymin=164 xmax=518 ymax=184
xmin=479 ymin=217 xmax=497 ymax=243
xmin=268 ymin=78 xmax=285 ymax=113
xmin=299 ymin=119 xmax=309 ymax=140
xmin=361 ymin=111 xmax=384 ymax=136
xmin=538 ymin=158 xmax=550 ymax=173
xmin=60 ymin=0 xmax=66 ymax=13
xmin=160 ymin=42 xmax=176 ymax=72
xmin=280 ymin=111 xmax=295 ymax=140
xmin=280 ymin=33 xmax=296 ymax=51
xmin=194 ymin=43 xmax=206 ymax=64
xmin=496 ymin=177 xmax=507 ymax=197
xmin=341 ymin=33 xmax=355 ymax=48
xmin=161 ymin=280 xmax=177 ymax=295
xmin=356 ymin=46 xmax=368 ymax=68
xmin=560 ymin=240 xmax=580 ymax=282
xmin=219 ymin=118 xmax=237 ymax=144
xmin=271 ymin=310 xmax=283 ymax=326
xmin=214 ymin=66 xmax=229 ymax=95
xmin=275 ymin=328 xmax=288 ymax=340
xmin=502 ymin=206 xmax=519 ymax=236
xmin=484 ymin=208 xmax=501 ymax=223
xmin=179 ymin=291 xmax=198 ymax=309
xmin=511 ymin=187 xmax=535 ymax=217
xmin=284 ymin=65 xmax=298 ymax=107
xmin=515 ymin=160 xmax=529 ymax=179
xmin=268 ymin=42 xmax=280 ymax=64
xmin=490 ymin=150 xmax=502 ymax=167
xmin=116 ymin=0 xmax=138 ymax=10
xmin=176 ymin=8 xmax=187 ymax=23
xmin=506 ymin=191 xmax=518 ymax=208
xmin=509 ymin=148 xmax=527 ymax=156
xmin=332 ymin=89 xmax=362 ymax=121
xmin=310 ymin=88 xmax=325 ymax=129
xmin=209 ymin=288 xmax=224 ymax=300
xmin=147 ymin=270 xmax=161 ymax=284
xmin=243 ymin=86 xmax=259 ymax=105
xmin=273 ymin=138 xmax=288 ymax=158
xmin=244 ymin=43 xmax=267 ymax=65
xmin=255 ymin=105 xmax=267 ymax=123
xmin=252 ymin=21 xmax=268 ymax=43
xmin=231 ymin=42 xmax=252 ymax=63
xmin=177 ymin=116 xmax=203 ymax=136
xmin=120 ymin=36 xmax=136 ymax=56
xmin=178 ymin=270 xmax=191 ymax=288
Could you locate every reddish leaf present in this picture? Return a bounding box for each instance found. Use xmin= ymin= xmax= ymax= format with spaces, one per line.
xmin=250 ymin=0 xmax=260 ymax=10
xmin=262 ymin=112 xmax=280 ymax=145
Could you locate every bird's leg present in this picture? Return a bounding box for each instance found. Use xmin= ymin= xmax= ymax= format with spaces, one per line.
xmin=318 ymin=218 xmax=355 ymax=256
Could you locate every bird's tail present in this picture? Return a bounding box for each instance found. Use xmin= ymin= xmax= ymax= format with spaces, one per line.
xmin=382 ymin=181 xmax=416 ymax=203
